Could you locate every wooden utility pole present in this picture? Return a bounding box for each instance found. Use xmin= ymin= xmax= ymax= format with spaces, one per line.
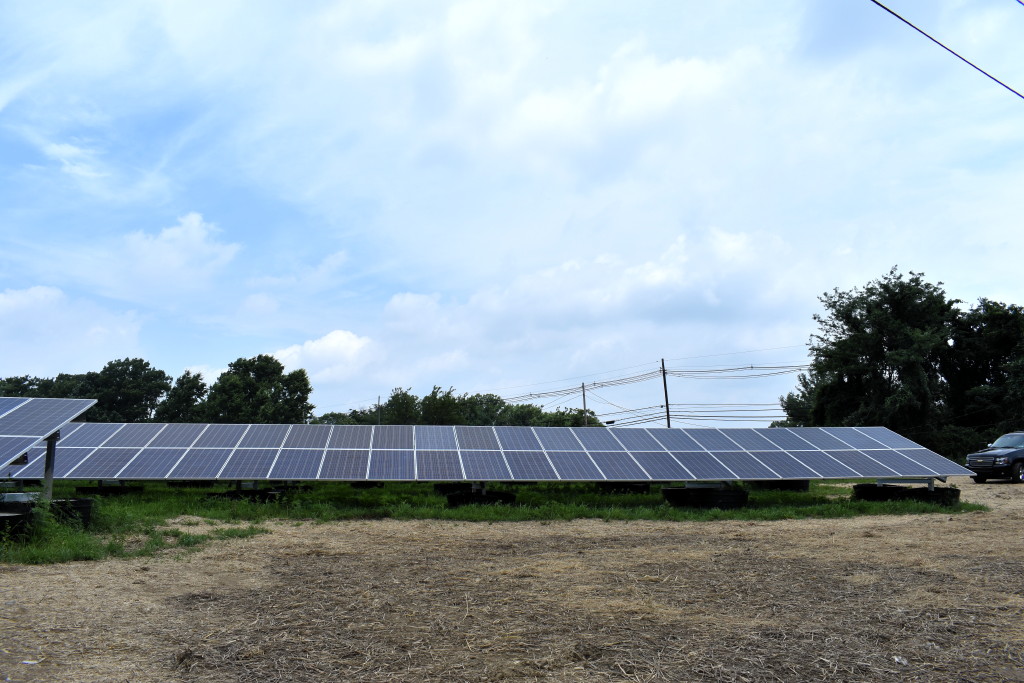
xmin=661 ymin=359 xmax=671 ymax=428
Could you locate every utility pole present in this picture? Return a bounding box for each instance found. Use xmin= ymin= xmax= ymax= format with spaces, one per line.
xmin=661 ymin=358 xmax=671 ymax=428
xmin=581 ymin=383 xmax=588 ymax=426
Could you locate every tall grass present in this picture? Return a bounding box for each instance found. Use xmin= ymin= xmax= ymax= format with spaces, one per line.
xmin=0 ymin=480 xmax=982 ymax=564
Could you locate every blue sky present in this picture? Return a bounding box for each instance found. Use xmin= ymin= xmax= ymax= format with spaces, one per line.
xmin=2 ymin=0 xmax=1022 ymax=424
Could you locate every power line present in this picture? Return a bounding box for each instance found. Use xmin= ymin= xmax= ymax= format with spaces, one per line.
xmin=867 ymin=0 xmax=1024 ymax=101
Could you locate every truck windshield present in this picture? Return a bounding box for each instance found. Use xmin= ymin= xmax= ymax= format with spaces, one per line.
xmin=991 ymin=434 xmax=1024 ymax=448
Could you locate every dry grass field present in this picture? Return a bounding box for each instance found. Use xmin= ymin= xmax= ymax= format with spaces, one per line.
xmin=2 ymin=478 xmax=1023 ymax=682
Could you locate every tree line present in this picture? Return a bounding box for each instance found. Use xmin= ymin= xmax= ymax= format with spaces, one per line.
xmin=0 ymin=356 xmax=597 ymax=427
xmin=778 ymin=268 xmax=1024 ymax=458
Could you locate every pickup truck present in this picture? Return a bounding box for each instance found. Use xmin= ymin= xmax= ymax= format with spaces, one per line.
xmin=965 ymin=432 xmax=1024 ymax=483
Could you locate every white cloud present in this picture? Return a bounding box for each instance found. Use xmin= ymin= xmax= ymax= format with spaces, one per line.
xmin=275 ymin=329 xmax=378 ymax=384
xmin=0 ymin=286 xmax=141 ymax=376
xmin=52 ymin=213 xmax=240 ymax=308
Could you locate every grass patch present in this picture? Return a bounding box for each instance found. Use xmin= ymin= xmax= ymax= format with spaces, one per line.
xmin=0 ymin=481 xmax=983 ymax=564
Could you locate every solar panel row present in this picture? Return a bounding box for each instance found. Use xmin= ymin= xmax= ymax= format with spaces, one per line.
xmin=2 ymin=422 xmax=972 ymax=482
xmin=0 ymin=397 xmax=97 ymax=468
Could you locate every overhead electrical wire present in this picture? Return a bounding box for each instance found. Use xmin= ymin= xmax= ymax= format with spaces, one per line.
xmin=867 ymin=0 xmax=1024 ymax=102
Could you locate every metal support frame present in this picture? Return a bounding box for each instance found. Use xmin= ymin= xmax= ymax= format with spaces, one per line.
xmin=42 ymin=431 xmax=60 ymax=502
xmin=875 ymin=477 xmax=944 ymax=491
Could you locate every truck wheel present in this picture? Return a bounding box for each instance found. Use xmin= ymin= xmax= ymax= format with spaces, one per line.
xmin=1012 ymin=462 xmax=1024 ymax=484
xmin=972 ymin=476 xmax=988 ymax=484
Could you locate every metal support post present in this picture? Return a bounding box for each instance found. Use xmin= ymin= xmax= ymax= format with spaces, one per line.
xmin=42 ymin=431 xmax=60 ymax=503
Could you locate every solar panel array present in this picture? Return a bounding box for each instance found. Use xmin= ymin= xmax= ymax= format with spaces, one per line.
xmin=1 ymin=422 xmax=973 ymax=482
xmin=0 ymin=397 xmax=97 ymax=468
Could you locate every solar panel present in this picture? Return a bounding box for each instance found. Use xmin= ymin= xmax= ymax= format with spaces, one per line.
xmin=495 ymin=426 xmax=542 ymax=451
xmin=319 ymin=449 xmax=369 ymax=479
xmin=416 ymin=425 xmax=457 ymax=450
xmin=455 ymin=426 xmax=499 ymax=450
xmin=269 ymin=448 xmax=323 ymax=479
xmin=504 ymin=451 xmax=558 ymax=480
xmin=684 ymin=429 xmax=741 ymax=451
xmin=368 ymin=450 xmax=414 ymax=479
xmin=0 ymin=397 xmax=96 ymax=467
xmin=417 ymin=450 xmax=463 ymax=480
xmin=2 ymin=417 xmax=974 ymax=484
xmin=460 ymin=450 xmax=511 ymax=479
xmin=547 ymin=451 xmax=603 ymax=480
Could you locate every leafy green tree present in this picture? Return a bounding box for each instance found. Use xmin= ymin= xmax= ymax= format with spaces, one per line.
xmin=780 ymin=270 xmax=958 ymax=439
xmin=155 ymin=371 xmax=208 ymax=422
xmin=87 ymin=358 xmax=172 ymax=422
xmin=381 ymin=388 xmax=420 ymax=425
xmin=204 ymin=355 xmax=313 ymax=424
xmin=420 ymin=386 xmax=464 ymax=425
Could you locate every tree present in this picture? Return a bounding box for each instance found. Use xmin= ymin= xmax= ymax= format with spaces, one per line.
xmin=155 ymin=371 xmax=208 ymax=422
xmin=381 ymin=388 xmax=420 ymax=425
xmin=87 ymin=358 xmax=172 ymax=422
xmin=780 ymin=269 xmax=959 ymax=442
xmin=779 ymin=269 xmax=1024 ymax=457
xmin=204 ymin=355 xmax=314 ymax=424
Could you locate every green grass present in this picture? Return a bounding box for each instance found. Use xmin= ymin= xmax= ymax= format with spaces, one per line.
xmin=0 ymin=481 xmax=984 ymax=564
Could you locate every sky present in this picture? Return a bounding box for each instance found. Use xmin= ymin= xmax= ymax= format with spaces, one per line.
xmin=1 ymin=0 xmax=1023 ymax=426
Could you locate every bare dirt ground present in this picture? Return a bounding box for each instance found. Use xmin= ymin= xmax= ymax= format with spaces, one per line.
xmin=2 ymin=479 xmax=1023 ymax=683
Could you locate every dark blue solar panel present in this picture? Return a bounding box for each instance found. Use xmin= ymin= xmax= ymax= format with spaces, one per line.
xmin=18 ymin=447 xmax=92 ymax=478
xmin=239 ymin=424 xmax=290 ymax=448
xmin=283 ymin=424 xmax=332 ymax=449
xmin=712 ymin=452 xmax=780 ymax=479
xmin=0 ymin=436 xmax=38 ymax=463
xmin=821 ymin=427 xmax=887 ymax=449
xmin=747 ymin=451 xmax=820 ymax=479
xmin=460 ymin=451 xmax=511 ymax=479
xmin=789 ymin=429 xmax=851 ymax=450
xmin=853 ymin=450 xmax=921 ymax=476
xmin=372 ymin=426 xmax=413 ymax=449
xmin=219 ymin=448 xmax=278 ymax=478
xmin=824 ymin=450 xmax=900 ymax=477
xmin=719 ymin=429 xmax=780 ymax=450
xmin=67 ymin=448 xmax=141 ymax=479
xmin=534 ymin=427 xmax=583 ymax=451
xmin=672 ymin=452 xmax=735 ymax=480
xmin=0 ymin=398 xmax=94 ymax=436
xmin=629 ymin=451 xmax=692 ymax=480
xmin=455 ymin=426 xmax=499 ymax=450
xmin=547 ymin=452 xmax=603 ymax=480
xmin=58 ymin=423 xmax=122 ymax=447
xmin=269 ymin=448 xmax=323 ymax=479
xmin=495 ymin=426 xmax=542 ymax=451
xmin=787 ymin=451 xmax=858 ymax=478
xmin=327 ymin=426 xmax=372 ymax=449
xmin=609 ymin=429 xmax=664 ymax=451
xmin=588 ymin=451 xmax=648 ymax=480
xmin=368 ymin=450 xmax=414 ymax=479
xmin=416 ymin=451 xmax=464 ymax=480
xmin=319 ymin=450 xmax=369 ymax=479
xmin=118 ymin=448 xmax=187 ymax=478
xmin=168 ymin=449 xmax=233 ymax=478
xmin=684 ymin=430 xmax=743 ymax=451
xmin=0 ymin=397 xmax=29 ymax=415
xmin=753 ymin=428 xmax=815 ymax=450
xmin=415 ymin=426 xmax=457 ymax=449
xmin=648 ymin=429 xmax=702 ymax=451
xmin=148 ymin=423 xmax=206 ymax=447
xmin=857 ymin=427 xmax=920 ymax=449
xmin=192 ymin=424 xmax=247 ymax=448
xmin=103 ymin=423 xmax=165 ymax=448
xmin=572 ymin=428 xmax=624 ymax=451
xmin=504 ymin=451 xmax=558 ymax=480
xmin=896 ymin=449 xmax=971 ymax=475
